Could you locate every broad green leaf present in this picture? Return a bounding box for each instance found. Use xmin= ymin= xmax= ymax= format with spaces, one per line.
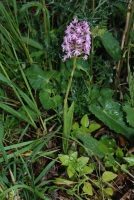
xmin=80 ymin=114 xmax=89 ymax=127
xmin=100 ymin=135 xmax=116 ymax=148
xmin=25 ymin=65 xmax=55 ymax=90
xmin=58 ymin=154 xmax=70 ymax=166
xmin=39 ymin=90 xmax=61 ymax=110
xmin=67 ymin=164 xmax=76 ymax=178
xmin=89 ymin=123 xmax=101 ymax=133
xmin=89 ymin=87 xmax=100 ymax=103
xmin=89 ymin=98 xmax=134 ymax=139
xmin=81 ymin=165 xmax=94 ymax=175
xmin=83 ymin=182 xmax=93 ymax=195
xmin=123 ymin=104 xmax=134 ymax=127
xmin=104 ymin=188 xmax=113 ymax=196
xmin=99 ymin=88 xmax=114 ymax=99
xmin=76 ymin=59 xmax=89 ymax=74
xmin=102 ymin=171 xmax=117 ymax=182
xmin=77 ymin=132 xmax=111 ymax=158
xmin=58 ymin=152 xmax=78 ymax=167
xmin=53 ymin=178 xmax=75 ymax=185
xmin=76 ymin=157 xmax=89 ymax=172
xmin=123 ymin=157 xmax=134 ymax=166
xmin=100 ymin=31 xmax=121 ymax=61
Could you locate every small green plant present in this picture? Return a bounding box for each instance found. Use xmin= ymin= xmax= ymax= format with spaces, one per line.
xmin=58 ymin=151 xmax=93 ymax=178
xmin=57 ymin=150 xmax=118 ymax=198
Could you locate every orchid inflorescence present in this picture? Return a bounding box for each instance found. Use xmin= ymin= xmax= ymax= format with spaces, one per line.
xmin=62 ymin=18 xmax=91 ymax=62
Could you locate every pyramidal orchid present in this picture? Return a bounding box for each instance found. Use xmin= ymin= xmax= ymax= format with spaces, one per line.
xmin=62 ymin=19 xmax=91 ymax=153
xmin=62 ymin=18 xmax=91 ymax=61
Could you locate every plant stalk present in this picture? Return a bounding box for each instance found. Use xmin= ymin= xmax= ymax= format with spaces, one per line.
xmin=63 ymin=57 xmax=76 ymax=153
xmin=42 ymin=0 xmax=47 ymax=35
xmin=64 ymin=57 xmax=77 ymax=105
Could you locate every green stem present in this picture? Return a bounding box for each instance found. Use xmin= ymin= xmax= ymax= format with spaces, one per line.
xmin=42 ymin=0 xmax=47 ymax=35
xmin=63 ymin=57 xmax=76 ymax=153
xmin=90 ymin=36 xmax=94 ymax=76
xmin=64 ymin=57 xmax=77 ymax=105
xmin=92 ymin=0 xmax=95 ymax=14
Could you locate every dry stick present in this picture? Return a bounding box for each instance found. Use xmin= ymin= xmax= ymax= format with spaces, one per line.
xmin=114 ymin=0 xmax=134 ymax=94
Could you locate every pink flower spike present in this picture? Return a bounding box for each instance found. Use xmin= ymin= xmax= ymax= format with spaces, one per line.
xmin=62 ymin=18 xmax=91 ymax=61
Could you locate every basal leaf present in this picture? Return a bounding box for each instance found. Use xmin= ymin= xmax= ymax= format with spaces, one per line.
xmin=89 ymin=99 xmax=134 ymax=139
xmin=63 ymin=102 xmax=74 ymax=153
xmin=100 ymin=31 xmax=121 ymax=61
xmin=123 ymin=104 xmax=134 ymax=127
xmin=76 ymin=132 xmax=111 ymax=158
xmin=63 ymin=102 xmax=74 ymax=138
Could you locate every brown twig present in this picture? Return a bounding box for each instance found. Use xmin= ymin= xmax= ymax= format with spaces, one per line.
xmin=114 ymin=0 xmax=134 ymax=94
